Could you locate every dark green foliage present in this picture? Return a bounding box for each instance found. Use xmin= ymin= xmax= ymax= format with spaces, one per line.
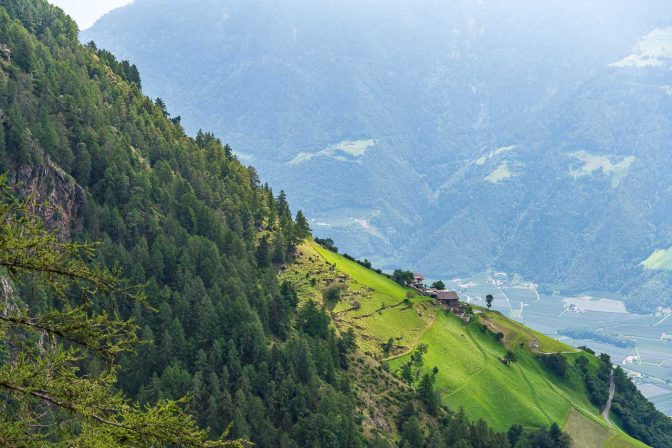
xmin=315 ymin=237 xmax=338 ymax=253
xmin=431 ymin=280 xmax=445 ymax=290
xmin=577 ymin=345 xmax=595 ymax=355
xmin=517 ymin=424 xmax=571 ymax=448
xmin=540 ymin=354 xmax=568 ymax=378
xmin=323 ymin=282 xmax=346 ymax=302
xmin=507 ymin=424 xmax=524 ymax=446
xmin=394 ymin=404 xmax=571 ymax=448
xmin=400 ymin=416 xmax=425 ymax=448
xmin=392 ymin=269 xmax=414 ymax=287
xmin=578 ymin=354 xmax=611 ymax=409
xmin=88 ymin=43 xmax=141 ymax=88
xmin=611 ymin=364 xmax=672 ymax=447
xmin=401 ymin=363 xmax=413 ymax=383
xmin=485 ymin=294 xmax=494 ymax=309
xmin=337 ymin=328 xmax=357 ymax=369
xmin=295 ymin=210 xmax=311 ymax=239
xmin=269 ymin=281 xmax=299 ymax=340
xmin=298 ymin=300 xmax=331 ymax=339
xmin=0 ymin=177 xmax=244 ymax=447
xmin=342 ymin=252 xmax=373 ymax=269
xmin=0 ymin=1 xmax=360 ymax=446
xmin=256 ymin=235 xmax=271 ymax=268
xmin=417 ymin=373 xmax=440 ymax=416
xmin=382 ymin=337 xmax=394 ymax=355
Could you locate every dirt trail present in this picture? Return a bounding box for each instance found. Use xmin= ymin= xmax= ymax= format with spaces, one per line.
xmin=602 ymin=370 xmax=615 ymax=425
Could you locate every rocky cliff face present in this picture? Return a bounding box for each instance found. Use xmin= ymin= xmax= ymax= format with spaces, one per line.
xmin=10 ymin=154 xmax=86 ymax=240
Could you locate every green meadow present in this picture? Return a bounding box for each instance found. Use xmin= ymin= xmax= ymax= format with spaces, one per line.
xmin=282 ymin=240 xmax=649 ymax=447
xmin=642 ymin=247 xmax=672 ymax=270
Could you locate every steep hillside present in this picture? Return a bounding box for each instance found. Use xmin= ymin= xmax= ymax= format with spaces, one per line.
xmin=0 ymin=1 xmax=596 ymax=447
xmin=0 ymin=1 xmax=359 ymax=446
xmin=85 ymin=0 xmax=672 ymax=311
xmin=282 ymin=240 xmax=654 ymax=447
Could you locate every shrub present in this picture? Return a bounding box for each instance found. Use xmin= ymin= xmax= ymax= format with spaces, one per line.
xmin=315 ymin=237 xmax=338 ymax=252
xmin=541 ymin=353 xmax=568 ymax=378
xmin=323 ymin=283 xmax=346 ymax=302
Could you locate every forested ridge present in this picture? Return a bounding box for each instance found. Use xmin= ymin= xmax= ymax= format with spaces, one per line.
xmin=0 ymin=0 xmax=637 ymax=447
xmin=0 ymin=0 xmax=358 ymax=444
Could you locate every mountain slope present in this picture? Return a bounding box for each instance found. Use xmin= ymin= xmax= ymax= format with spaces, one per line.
xmin=282 ymin=240 xmax=653 ymax=447
xmin=85 ymin=0 xmax=672 ymax=311
xmin=0 ymin=1 xmax=363 ymax=446
xmin=1 ymin=1 xmax=595 ymax=447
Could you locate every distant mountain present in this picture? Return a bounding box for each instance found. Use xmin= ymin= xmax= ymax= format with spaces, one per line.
xmin=85 ymin=0 xmax=672 ymax=311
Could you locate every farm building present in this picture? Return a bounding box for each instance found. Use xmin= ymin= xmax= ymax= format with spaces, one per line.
xmin=430 ymin=290 xmax=460 ymax=307
xmin=413 ymin=272 xmax=425 ymax=287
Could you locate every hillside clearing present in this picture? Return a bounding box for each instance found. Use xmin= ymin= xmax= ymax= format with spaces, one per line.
xmin=642 ymin=247 xmax=672 ymax=270
xmin=485 ymin=162 xmax=514 ymax=183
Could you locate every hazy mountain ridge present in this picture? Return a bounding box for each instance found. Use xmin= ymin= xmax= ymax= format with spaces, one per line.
xmin=86 ymin=0 xmax=672 ymax=310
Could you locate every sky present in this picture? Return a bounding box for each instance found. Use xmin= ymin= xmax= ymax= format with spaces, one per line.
xmin=49 ymin=0 xmax=133 ymax=30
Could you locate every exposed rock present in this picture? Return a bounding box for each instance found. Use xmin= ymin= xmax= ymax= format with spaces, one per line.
xmin=1 ymin=276 xmax=19 ymax=317
xmin=10 ymin=154 xmax=86 ymax=240
xmin=0 ymin=43 xmax=10 ymax=63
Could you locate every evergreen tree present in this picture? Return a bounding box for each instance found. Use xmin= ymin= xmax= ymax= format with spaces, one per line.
xmin=155 ymin=97 xmax=169 ymax=116
xmin=0 ymin=177 xmax=242 ymax=447
xmin=400 ymin=416 xmax=425 ymax=448
xmin=418 ymin=373 xmax=440 ymax=416
xmin=295 ymin=210 xmax=311 ymax=238
xmin=256 ymin=235 xmax=271 ymax=268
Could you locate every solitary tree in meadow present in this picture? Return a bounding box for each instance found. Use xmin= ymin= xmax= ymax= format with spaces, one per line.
xmin=486 ymin=294 xmax=494 ymax=309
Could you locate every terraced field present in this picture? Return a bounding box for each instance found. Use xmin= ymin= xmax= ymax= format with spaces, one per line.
xmin=282 ymin=240 xmax=649 ymax=447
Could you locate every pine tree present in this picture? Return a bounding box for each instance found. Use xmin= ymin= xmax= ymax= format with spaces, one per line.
xmin=256 ymin=235 xmax=271 ymax=268
xmin=155 ymin=97 xmax=168 ymax=116
xmin=0 ymin=177 xmax=243 ymax=447
xmin=295 ymin=210 xmax=311 ymax=239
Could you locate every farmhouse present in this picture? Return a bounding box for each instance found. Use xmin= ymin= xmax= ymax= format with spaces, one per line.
xmin=431 ymin=290 xmax=460 ymax=307
xmin=413 ymin=272 xmax=425 ymax=288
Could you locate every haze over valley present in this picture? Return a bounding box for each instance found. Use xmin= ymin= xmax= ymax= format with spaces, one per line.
xmin=85 ymin=0 xmax=672 ymax=313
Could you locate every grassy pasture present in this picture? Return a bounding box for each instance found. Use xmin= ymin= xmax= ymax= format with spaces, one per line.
xmin=564 ymin=408 xmax=613 ymax=448
xmin=642 ymin=247 xmax=672 ymax=270
xmin=282 ymin=240 xmax=650 ymax=446
xmin=283 ymin=241 xmax=432 ymax=354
